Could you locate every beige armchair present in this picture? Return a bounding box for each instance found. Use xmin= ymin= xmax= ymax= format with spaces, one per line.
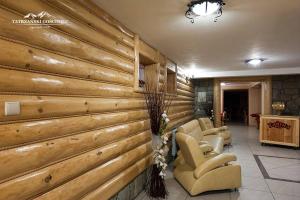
xmin=198 ymin=118 xmax=232 ymax=145
xmin=177 ymin=120 xmax=224 ymax=156
xmin=174 ymin=132 xmax=241 ymax=196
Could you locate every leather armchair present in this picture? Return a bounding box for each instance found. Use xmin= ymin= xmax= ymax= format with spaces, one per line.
xmin=174 ymin=132 xmax=241 ymax=196
xmin=176 ymin=120 xmax=224 ymax=158
xmin=198 ymin=118 xmax=232 ymax=145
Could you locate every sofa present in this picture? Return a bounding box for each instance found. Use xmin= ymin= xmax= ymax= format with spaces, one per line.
xmin=198 ymin=118 xmax=232 ymax=145
xmin=174 ymin=132 xmax=241 ymax=196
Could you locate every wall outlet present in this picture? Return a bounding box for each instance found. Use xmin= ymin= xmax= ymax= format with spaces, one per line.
xmin=5 ymin=102 xmax=21 ymax=116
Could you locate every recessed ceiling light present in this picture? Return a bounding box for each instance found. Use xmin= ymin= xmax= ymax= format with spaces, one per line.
xmin=246 ymin=58 xmax=265 ymax=66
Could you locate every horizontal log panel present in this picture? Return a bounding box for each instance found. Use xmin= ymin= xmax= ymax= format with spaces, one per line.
xmin=177 ymin=72 xmax=187 ymax=79
xmin=0 ymin=132 xmax=151 ymax=200
xmin=0 ymin=110 xmax=148 ymax=149
xmin=74 ymin=0 xmax=135 ymax=46
xmin=0 ymin=95 xmax=145 ymax=123
xmin=177 ymin=76 xmax=193 ymax=87
xmin=139 ymin=40 xmax=158 ymax=63
xmin=171 ymin=100 xmax=193 ymax=106
xmin=175 ymin=95 xmax=194 ymax=101
xmin=169 ymin=110 xmax=194 ymax=121
xmin=0 ymin=120 xmax=150 ymax=182
xmin=177 ymin=89 xmax=195 ymax=98
xmin=167 ymin=115 xmax=194 ymax=131
xmin=0 ymin=0 xmax=134 ymax=60
xmin=0 ymin=39 xmax=133 ymax=86
xmin=169 ymin=105 xmax=194 ymax=115
xmin=0 ymin=68 xmax=141 ymax=98
xmin=177 ymin=82 xmax=194 ymax=93
xmin=34 ymin=143 xmax=152 ymax=200
xmin=81 ymin=155 xmax=152 ymax=200
xmin=0 ymin=7 xmax=134 ymax=73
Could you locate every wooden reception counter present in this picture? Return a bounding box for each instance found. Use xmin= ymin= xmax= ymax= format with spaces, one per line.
xmin=260 ymin=115 xmax=299 ymax=147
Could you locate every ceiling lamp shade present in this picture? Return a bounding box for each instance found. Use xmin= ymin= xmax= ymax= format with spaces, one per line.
xmin=185 ymin=0 xmax=225 ymax=23
xmin=246 ymin=58 xmax=265 ymax=66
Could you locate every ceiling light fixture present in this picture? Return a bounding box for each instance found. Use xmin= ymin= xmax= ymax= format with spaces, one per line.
xmin=246 ymin=58 xmax=265 ymax=66
xmin=185 ymin=0 xmax=226 ymax=23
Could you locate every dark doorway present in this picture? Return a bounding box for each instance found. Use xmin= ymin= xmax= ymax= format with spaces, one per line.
xmin=224 ymin=90 xmax=248 ymax=124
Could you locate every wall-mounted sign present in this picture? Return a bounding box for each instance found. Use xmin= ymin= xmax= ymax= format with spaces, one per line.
xmin=267 ymin=121 xmax=291 ymax=130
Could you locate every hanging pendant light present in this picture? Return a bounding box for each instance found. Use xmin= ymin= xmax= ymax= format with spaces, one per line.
xmin=185 ymin=0 xmax=226 ymax=23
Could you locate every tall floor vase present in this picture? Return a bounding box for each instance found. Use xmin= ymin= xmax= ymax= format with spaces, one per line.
xmin=145 ymin=134 xmax=168 ymax=199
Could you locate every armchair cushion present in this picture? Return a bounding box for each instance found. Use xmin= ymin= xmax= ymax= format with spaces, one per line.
xmin=198 ymin=118 xmax=214 ymax=131
xmin=194 ymin=153 xmax=237 ymax=179
xmin=178 ymin=120 xmax=204 ymax=143
xmin=199 ymin=144 xmax=213 ymax=154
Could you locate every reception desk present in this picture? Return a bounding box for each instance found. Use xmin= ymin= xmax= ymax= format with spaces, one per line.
xmin=260 ymin=115 xmax=299 ymax=147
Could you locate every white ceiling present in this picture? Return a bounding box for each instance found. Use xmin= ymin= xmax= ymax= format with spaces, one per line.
xmin=95 ymin=0 xmax=300 ymax=77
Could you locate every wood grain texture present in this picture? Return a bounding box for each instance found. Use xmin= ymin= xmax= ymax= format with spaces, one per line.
xmin=0 ymin=39 xmax=133 ymax=86
xmin=34 ymin=143 xmax=152 ymax=200
xmin=0 ymin=0 xmax=134 ymax=60
xmin=0 ymin=120 xmax=149 ymax=182
xmin=139 ymin=40 xmax=158 ymax=63
xmin=76 ymin=0 xmax=135 ymax=42
xmin=177 ymin=82 xmax=194 ymax=93
xmin=0 ymin=0 xmax=194 ymax=198
xmin=0 ymin=110 xmax=148 ymax=149
xmin=260 ymin=115 xmax=299 ymax=147
xmin=0 ymin=95 xmax=145 ymax=123
xmin=82 ymin=155 xmax=152 ymax=200
xmin=0 ymin=6 xmax=134 ymax=73
xmin=0 ymin=68 xmax=140 ymax=98
xmin=0 ymin=132 xmax=151 ymax=200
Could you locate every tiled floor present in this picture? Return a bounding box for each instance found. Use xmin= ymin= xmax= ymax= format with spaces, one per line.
xmin=135 ymin=124 xmax=300 ymax=200
xmin=256 ymin=155 xmax=300 ymax=182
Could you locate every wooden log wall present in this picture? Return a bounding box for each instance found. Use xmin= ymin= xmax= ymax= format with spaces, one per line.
xmin=0 ymin=0 xmax=194 ymax=199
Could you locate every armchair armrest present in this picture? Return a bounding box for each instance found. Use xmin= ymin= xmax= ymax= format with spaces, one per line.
xmin=199 ymin=141 xmax=209 ymax=145
xmin=193 ymin=153 xmax=237 ymax=179
xmin=202 ymin=128 xmax=220 ymax=136
xmin=219 ymin=126 xmax=229 ymax=131
xmin=199 ymin=144 xmax=213 ymax=154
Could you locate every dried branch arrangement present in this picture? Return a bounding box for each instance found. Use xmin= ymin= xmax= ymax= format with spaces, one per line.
xmin=143 ymin=79 xmax=173 ymax=136
xmin=143 ymin=77 xmax=173 ymax=199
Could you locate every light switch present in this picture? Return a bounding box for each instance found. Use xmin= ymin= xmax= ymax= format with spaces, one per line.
xmin=5 ymin=102 xmax=21 ymax=116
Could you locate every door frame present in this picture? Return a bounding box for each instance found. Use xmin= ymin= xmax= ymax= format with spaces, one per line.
xmin=213 ymin=76 xmax=272 ymax=127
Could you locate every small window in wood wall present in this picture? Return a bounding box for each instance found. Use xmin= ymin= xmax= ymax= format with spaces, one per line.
xmin=134 ymin=36 xmax=160 ymax=92
xmin=139 ymin=54 xmax=159 ymax=90
xmin=166 ymin=61 xmax=177 ymax=95
xmin=138 ymin=63 xmax=145 ymax=88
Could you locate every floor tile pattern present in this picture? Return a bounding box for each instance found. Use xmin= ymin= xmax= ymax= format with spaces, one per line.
xmin=255 ymin=155 xmax=300 ymax=183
